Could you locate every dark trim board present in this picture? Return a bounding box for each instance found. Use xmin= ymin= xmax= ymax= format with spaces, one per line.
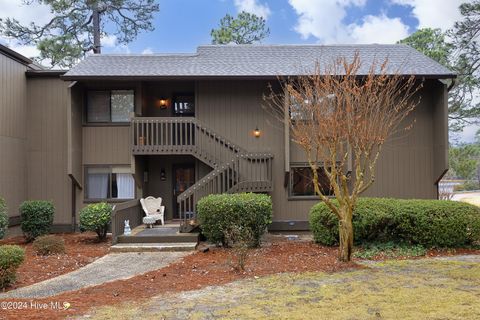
xmin=268 ymin=220 xmax=310 ymax=231
xmin=6 ymin=224 xmax=79 ymax=233
xmin=8 ymin=215 xmax=22 ymax=227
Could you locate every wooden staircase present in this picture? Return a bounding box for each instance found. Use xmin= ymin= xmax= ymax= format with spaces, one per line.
xmin=131 ymin=117 xmax=273 ymax=232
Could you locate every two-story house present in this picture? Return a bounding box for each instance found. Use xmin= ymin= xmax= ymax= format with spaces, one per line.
xmin=0 ymin=44 xmax=454 ymax=238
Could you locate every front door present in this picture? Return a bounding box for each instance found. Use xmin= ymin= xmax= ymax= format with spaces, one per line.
xmin=172 ymin=164 xmax=195 ymax=219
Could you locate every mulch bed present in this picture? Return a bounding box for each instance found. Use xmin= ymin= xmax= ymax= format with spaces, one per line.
xmin=0 ymin=240 xmax=357 ymax=319
xmin=0 ymin=237 xmax=479 ymax=319
xmin=0 ymin=233 xmax=110 ymax=292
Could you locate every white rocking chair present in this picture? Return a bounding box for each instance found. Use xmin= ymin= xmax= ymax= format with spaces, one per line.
xmin=140 ymin=196 xmax=165 ymax=227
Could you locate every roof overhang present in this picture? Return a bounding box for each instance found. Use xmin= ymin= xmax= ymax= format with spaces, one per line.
xmin=26 ymin=69 xmax=67 ymax=78
xmin=0 ymin=44 xmax=32 ymax=65
xmin=61 ymin=73 xmax=456 ymax=82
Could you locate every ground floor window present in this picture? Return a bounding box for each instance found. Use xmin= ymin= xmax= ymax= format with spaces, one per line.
xmin=289 ymin=166 xmax=334 ymax=197
xmin=85 ymin=166 xmax=135 ymax=201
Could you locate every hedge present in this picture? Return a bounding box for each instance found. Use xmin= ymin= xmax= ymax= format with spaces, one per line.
xmin=79 ymin=202 xmax=112 ymax=240
xmin=310 ymin=198 xmax=480 ymax=248
xmin=197 ymin=193 xmax=272 ymax=247
xmin=0 ymin=245 xmax=25 ymax=289
xmin=20 ymin=200 xmax=55 ymax=242
xmin=0 ymin=198 xmax=7 ymax=240
xmin=32 ymin=235 xmax=65 ymax=255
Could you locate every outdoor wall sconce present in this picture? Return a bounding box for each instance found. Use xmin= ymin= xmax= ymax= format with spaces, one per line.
xmin=254 ymin=127 xmax=261 ymax=138
xmin=158 ymin=97 xmax=168 ymax=109
xmin=160 ymin=168 xmax=166 ymax=181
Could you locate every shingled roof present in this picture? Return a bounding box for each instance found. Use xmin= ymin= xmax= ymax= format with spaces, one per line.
xmin=63 ymin=44 xmax=455 ymax=80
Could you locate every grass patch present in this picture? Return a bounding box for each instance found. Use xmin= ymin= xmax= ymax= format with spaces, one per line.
xmin=353 ymin=242 xmax=427 ymax=259
xmin=90 ymin=258 xmax=480 ymax=320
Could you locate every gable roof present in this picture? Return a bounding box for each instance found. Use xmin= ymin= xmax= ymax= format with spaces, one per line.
xmin=63 ymin=44 xmax=455 ymax=80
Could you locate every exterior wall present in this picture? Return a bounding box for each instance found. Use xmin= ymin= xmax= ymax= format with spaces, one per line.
xmin=26 ymin=77 xmax=71 ymax=224
xmin=196 ymin=79 xmax=449 ymax=225
xmin=69 ymin=78 xmax=448 ymax=228
xmin=82 ymin=127 xmax=131 ymax=165
xmin=0 ymin=53 xmax=28 ymax=218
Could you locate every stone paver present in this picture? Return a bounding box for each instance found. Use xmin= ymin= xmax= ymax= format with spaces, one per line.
xmin=0 ymin=252 xmax=189 ymax=299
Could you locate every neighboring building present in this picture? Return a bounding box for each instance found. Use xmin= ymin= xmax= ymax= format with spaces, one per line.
xmin=0 ymin=44 xmax=453 ymax=234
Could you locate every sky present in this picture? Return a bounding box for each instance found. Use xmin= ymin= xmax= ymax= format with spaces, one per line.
xmin=0 ymin=0 xmax=477 ymax=142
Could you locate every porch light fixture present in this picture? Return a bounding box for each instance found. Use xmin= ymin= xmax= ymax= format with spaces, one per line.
xmin=160 ymin=168 xmax=166 ymax=181
xmin=254 ymin=127 xmax=261 ymax=138
xmin=158 ymin=97 xmax=168 ymax=109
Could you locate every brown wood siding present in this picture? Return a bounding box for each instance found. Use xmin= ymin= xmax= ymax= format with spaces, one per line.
xmin=68 ymin=84 xmax=83 ymax=186
xmin=26 ymin=77 xmax=71 ymax=224
xmin=82 ymin=126 xmax=131 ymax=164
xmin=196 ymin=79 xmax=447 ymax=223
xmin=0 ymin=53 xmax=28 ymax=217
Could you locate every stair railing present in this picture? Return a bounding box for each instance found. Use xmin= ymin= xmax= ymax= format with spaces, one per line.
xmin=177 ymin=152 xmax=273 ymax=230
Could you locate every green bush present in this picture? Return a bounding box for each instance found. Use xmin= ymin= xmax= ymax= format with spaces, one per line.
xmin=0 ymin=245 xmax=25 ymax=289
xmin=79 ymin=202 xmax=112 ymax=240
xmin=20 ymin=200 xmax=54 ymax=242
xmin=197 ymin=193 xmax=272 ymax=247
xmin=310 ymin=198 xmax=480 ymax=248
xmin=454 ymin=181 xmax=480 ymax=192
xmin=0 ymin=198 xmax=8 ymax=240
xmin=32 ymin=235 xmax=65 ymax=255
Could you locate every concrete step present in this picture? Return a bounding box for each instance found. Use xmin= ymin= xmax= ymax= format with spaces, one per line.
xmin=117 ymin=232 xmax=200 ymax=244
xmin=110 ymin=242 xmax=198 ymax=253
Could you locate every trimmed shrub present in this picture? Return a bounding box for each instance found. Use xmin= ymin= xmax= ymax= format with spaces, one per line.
xmin=20 ymin=200 xmax=55 ymax=242
xmin=0 ymin=245 xmax=25 ymax=289
xmin=454 ymin=181 xmax=480 ymax=192
xmin=0 ymin=198 xmax=7 ymax=240
xmin=310 ymin=198 xmax=480 ymax=248
xmin=197 ymin=193 xmax=272 ymax=247
xmin=79 ymin=202 xmax=112 ymax=240
xmin=32 ymin=235 xmax=65 ymax=255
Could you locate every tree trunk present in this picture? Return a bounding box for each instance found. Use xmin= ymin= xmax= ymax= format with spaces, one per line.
xmin=92 ymin=8 xmax=101 ymax=54
xmin=338 ymin=208 xmax=354 ymax=262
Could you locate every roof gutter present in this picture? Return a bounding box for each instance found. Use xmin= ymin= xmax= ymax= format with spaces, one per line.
xmin=60 ymin=73 xmax=457 ymax=82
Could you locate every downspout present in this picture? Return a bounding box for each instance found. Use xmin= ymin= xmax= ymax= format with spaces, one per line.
xmin=68 ymin=175 xmax=82 ymax=232
xmin=284 ymin=82 xmax=290 ymax=188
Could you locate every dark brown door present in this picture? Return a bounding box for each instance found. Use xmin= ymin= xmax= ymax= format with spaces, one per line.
xmin=172 ymin=164 xmax=195 ymax=219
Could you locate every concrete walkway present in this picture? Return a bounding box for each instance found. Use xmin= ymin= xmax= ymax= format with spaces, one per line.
xmin=0 ymin=252 xmax=189 ymax=299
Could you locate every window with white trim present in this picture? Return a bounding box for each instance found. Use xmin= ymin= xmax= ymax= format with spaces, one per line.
xmin=85 ymin=166 xmax=135 ymax=201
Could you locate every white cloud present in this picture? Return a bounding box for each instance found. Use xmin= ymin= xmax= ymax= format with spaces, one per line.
xmin=234 ymin=0 xmax=271 ymax=19
xmin=0 ymin=0 xmax=53 ymax=60
xmin=349 ymin=15 xmax=410 ymax=44
xmin=288 ymin=0 xmax=409 ymax=44
xmin=0 ymin=0 xmax=52 ymax=25
xmin=101 ymin=34 xmax=117 ymax=48
xmin=141 ymin=47 xmax=153 ymax=54
xmin=391 ymin=0 xmax=463 ymax=31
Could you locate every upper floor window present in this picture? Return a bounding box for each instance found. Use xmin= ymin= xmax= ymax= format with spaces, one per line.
xmin=87 ymin=90 xmax=134 ymax=123
xmin=173 ymin=93 xmax=195 ymax=116
xmin=289 ymin=166 xmax=334 ymax=197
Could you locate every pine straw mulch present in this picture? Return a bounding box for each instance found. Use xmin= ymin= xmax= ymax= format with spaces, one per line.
xmin=0 ymin=240 xmax=357 ymax=320
xmin=0 ymin=232 xmax=111 ymax=292
xmin=1 ymin=237 xmax=479 ymax=320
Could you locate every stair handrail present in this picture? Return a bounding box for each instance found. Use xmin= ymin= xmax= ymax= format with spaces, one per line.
xmin=177 ymin=152 xmax=273 ymax=202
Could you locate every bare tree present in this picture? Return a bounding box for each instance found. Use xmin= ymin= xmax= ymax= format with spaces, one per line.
xmin=265 ymin=53 xmax=421 ymax=262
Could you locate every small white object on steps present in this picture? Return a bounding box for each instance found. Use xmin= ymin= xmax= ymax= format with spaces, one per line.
xmin=124 ymin=219 xmax=131 ymax=235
